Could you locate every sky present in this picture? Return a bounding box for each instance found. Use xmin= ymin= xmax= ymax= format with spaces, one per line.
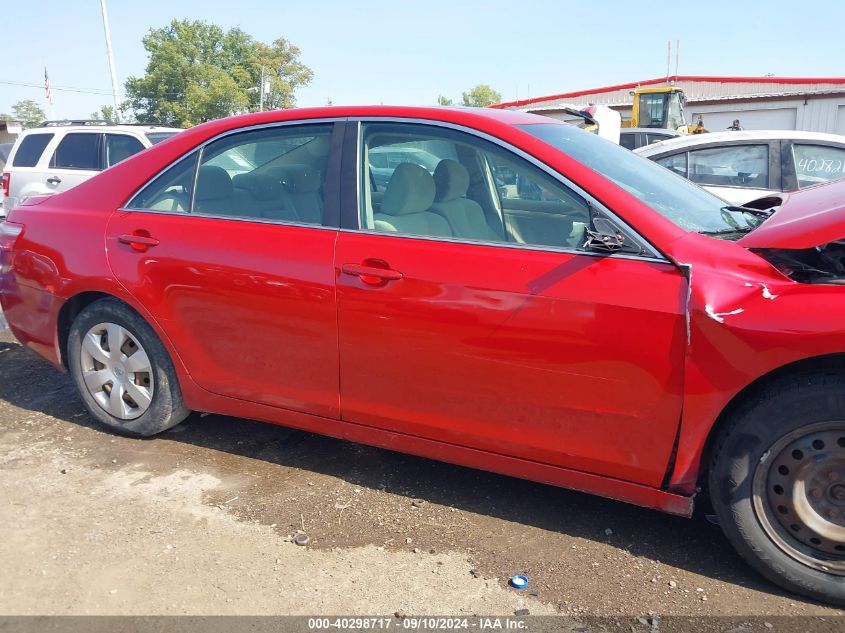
xmin=3 ymin=0 xmax=845 ymax=120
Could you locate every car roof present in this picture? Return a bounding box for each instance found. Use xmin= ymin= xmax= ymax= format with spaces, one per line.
xmin=634 ymin=129 xmax=845 ymax=155
xmin=196 ymin=105 xmax=557 ymax=132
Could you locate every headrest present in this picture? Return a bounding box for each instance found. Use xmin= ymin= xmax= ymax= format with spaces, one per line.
xmin=272 ymin=164 xmax=322 ymax=193
xmin=195 ymin=165 xmax=232 ymax=201
xmin=433 ymin=159 xmax=470 ymax=202
xmin=233 ymin=172 xmax=284 ymax=201
xmin=381 ymin=163 xmax=436 ymax=216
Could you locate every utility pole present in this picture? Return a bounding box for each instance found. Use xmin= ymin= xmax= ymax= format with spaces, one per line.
xmin=259 ymin=66 xmax=265 ymax=112
xmin=100 ymin=0 xmax=121 ymax=122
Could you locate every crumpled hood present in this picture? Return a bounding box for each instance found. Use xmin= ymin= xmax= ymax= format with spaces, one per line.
xmin=739 ymin=179 xmax=845 ymax=249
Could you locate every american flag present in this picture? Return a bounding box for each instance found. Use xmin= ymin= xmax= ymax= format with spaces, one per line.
xmin=44 ymin=68 xmax=53 ymax=106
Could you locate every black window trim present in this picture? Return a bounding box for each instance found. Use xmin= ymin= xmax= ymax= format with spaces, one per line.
xmin=340 ymin=117 xmax=668 ymax=264
xmin=49 ymin=132 xmax=104 ymax=171
xmin=120 ymin=117 xmax=346 ymax=230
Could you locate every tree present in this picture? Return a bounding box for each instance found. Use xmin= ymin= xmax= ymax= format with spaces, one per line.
xmin=461 ymin=85 xmax=502 ymax=108
xmin=90 ymin=105 xmax=116 ymax=121
xmin=124 ymin=19 xmax=313 ymax=127
xmin=0 ymin=100 xmax=46 ymax=128
xmin=437 ymin=95 xmax=453 ymax=106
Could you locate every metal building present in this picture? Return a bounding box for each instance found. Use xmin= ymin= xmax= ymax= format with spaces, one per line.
xmin=493 ymin=76 xmax=845 ymax=133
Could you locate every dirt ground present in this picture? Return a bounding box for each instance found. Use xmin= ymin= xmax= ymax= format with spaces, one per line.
xmin=1 ymin=326 xmax=844 ymax=618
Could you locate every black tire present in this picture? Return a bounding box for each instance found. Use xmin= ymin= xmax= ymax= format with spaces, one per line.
xmin=710 ymin=371 xmax=845 ymax=606
xmin=67 ymin=297 xmax=190 ymax=437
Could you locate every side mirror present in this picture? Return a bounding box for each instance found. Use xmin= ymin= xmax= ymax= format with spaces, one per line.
xmin=584 ymin=217 xmax=629 ymax=253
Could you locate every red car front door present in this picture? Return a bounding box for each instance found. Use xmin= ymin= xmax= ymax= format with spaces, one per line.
xmin=335 ymin=121 xmax=688 ymax=486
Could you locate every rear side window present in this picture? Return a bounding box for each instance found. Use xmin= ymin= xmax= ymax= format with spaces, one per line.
xmin=792 ymin=144 xmax=845 ymax=188
xmin=105 ymin=134 xmax=145 ymax=168
xmin=11 ymin=133 xmax=54 ymax=167
xmin=194 ymin=124 xmax=332 ymax=223
xmin=50 ymin=133 xmax=101 ymax=170
xmin=126 ymin=153 xmax=198 ymax=213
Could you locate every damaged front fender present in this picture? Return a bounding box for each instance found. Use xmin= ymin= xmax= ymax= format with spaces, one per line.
xmin=660 ymin=232 xmax=845 ymax=494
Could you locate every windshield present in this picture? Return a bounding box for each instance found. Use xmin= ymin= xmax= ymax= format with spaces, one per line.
xmin=518 ymin=123 xmax=754 ymax=236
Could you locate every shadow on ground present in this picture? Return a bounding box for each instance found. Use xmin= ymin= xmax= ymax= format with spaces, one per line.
xmin=0 ymin=334 xmax=803 ymax=607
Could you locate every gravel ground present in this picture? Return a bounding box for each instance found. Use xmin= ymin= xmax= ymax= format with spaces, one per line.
xmin=0 ymin=326 xmax=843 ymax=618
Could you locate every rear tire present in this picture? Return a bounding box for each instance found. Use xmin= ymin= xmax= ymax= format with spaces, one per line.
xmin=710 ymin=372 xmax=845 ymax=606
xmin=67 ymin=298 xmax=190 ymax=437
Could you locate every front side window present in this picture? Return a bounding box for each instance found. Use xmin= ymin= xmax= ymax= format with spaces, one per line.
xmin=194 ymin=124 xmax=332 ymax=223
xmin=688 ymin=144 xmax=769 ymax=189
xmin=11 ymin=133 xmax=54 ymax=167
xmin=105 ymin=134 xmax=145 ymax=168
xmin=361 ymin=123 xmax=591 ymax=250
xmin=50 ymin=133 xmax=101 ymax=170
xmin=792 ymin=144 xmax=845 ymax=188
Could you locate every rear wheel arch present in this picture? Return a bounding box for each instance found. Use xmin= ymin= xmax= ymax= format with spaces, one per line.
xmin=57 ymin=291 xmax=187 ymax=380
xmin=57 ymin=291 xmax=112 ymax=369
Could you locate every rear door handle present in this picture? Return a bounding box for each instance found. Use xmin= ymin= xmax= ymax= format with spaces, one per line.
xmin=118 ymin=233 xmax=160 ymax=251
xmin=341 ymin=262 xmax=403 ymax=285
xmin=46 ymin=176 xmax=61 ymax=186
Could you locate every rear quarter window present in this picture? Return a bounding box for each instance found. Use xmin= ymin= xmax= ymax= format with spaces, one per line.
xmin=11 ymin=133 xmax=54 ymax=167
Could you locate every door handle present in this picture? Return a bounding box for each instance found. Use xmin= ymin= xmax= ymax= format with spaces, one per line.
xmin=46 ymin=176 xmax=61 ymax=186
xmin=118 ymin=232 xmax=160 ymax=252
xmin=341 ymin=262 xmax=403 ymax=285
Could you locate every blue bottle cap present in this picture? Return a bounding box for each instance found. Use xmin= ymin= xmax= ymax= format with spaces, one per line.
xmin=509 ymin=574 xmax=528 ymax=589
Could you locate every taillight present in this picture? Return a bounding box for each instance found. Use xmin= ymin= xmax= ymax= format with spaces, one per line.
xmin=1 ymin=173 xmax=9 ymax=198
xmin=0 ymin=221 xmax=23 ymax=275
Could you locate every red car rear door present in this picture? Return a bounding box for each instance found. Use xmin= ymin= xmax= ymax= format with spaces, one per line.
xmin=334 ymin=120 xmax=688 ymax=486
xmin=105 ymin=121 xmax=343 ymax=419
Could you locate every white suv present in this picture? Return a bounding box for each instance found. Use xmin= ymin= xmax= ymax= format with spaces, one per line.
xmin=1 ymin=120 xmax=181 ymax=216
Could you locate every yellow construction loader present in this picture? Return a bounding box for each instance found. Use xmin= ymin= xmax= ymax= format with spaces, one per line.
xmin=625 ymin=86 xmax=706 ymax=134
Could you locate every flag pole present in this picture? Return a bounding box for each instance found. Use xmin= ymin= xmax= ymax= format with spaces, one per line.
xmin=100 ymin=0 xmax=121 ymax=122
xmin=44 ymin=67 xmax=55 ymax=120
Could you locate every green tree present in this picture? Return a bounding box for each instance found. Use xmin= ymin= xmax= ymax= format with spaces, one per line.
xmin=0 ymin=100 xmax=46 ymax=128
xmin=461 ymin=85 xmax=502 ymax=108
xmin=90 ymin=105 xmax=116 ymax=121
xmin=124 ymin=19 xmax=313 ymax=127
xmin=437 ymin=95 xmax=453 ymax=106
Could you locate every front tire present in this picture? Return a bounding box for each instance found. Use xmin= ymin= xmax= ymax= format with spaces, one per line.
xmin=710 ymin=372 xmax=845 ymax=606
xmin=67 ymin=298 xmax=190 ymax=437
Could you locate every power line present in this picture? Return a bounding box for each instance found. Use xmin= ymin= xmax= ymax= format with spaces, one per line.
xmin=0 ymin=79 xmax=113 ymax=96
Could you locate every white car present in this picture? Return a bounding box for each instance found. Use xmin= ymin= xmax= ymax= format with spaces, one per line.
xmin=635 ymin=130 xmax=845 ymax=206
xmin=1 ymin=120 xmax=181 ymax=215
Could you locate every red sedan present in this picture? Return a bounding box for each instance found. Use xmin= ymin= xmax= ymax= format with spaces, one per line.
xmin=2 ymin=106 xmax=845 ymax=605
